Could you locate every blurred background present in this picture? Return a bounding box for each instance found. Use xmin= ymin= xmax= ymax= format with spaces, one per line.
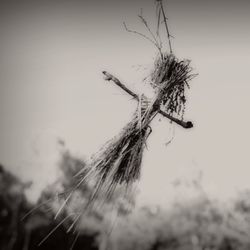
xmin=0 ymin=0 xmax=250 ymax=249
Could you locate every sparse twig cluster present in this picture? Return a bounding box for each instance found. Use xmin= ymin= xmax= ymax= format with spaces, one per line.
xmin=124 ymin=0 xmax=174 ymax=57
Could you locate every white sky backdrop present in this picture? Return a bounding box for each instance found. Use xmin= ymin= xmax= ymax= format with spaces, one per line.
xmin=0 ymin=0 xmax=250 ymax=205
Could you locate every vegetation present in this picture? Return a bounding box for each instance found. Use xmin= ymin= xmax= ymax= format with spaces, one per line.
xmin=1 ymin=150 xmax=250 ymax=250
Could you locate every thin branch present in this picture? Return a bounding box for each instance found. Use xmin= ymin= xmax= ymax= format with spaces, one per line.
xmin=123 ymin=22 xmax=162 ymax=56
xmin=102 ymin=71 xmax=138 ymax=100
xmin=158 ymin=110 xmax=193 ymax=128
xmin=138 ymin=9 xmax=162 ymax=54
xmin=156 ymin=4 xmax=163 ymax=46
xmin=159 ymin=0 xmax=173 ymax=53
xmin=102 ymin=71 xmax=193 ymax=129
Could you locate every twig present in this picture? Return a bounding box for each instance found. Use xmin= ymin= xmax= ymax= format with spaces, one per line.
xmin=158 ymin=0 xmax=173 ymax=53
xmin=158 ymin=110 xmax=193 ymax=128
xmin=102 ymin=71 xmax=193 ymax=129
xmin=156 ymin=4 xmax=163 ymax=47
xmin=123 ymin=22 xmax=162 ymax=56
xmin=103 ymin=71 xmax=138 ymax=100
xmin=138 ymin=10 xmax=162 ymax=55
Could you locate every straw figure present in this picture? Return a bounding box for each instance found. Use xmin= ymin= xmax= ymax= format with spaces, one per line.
xmin=73 ymin=0 xmax=196 ymax=206
xmin=29 ymin=3 xmax=197 ymax=246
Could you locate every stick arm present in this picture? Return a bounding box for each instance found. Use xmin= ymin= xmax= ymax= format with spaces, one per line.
xmin=102 ymin=71 xmax=193 ymax=129
xmin=102 ymin=71 xmax=138 ymax=100
xmin=158 ymin=110 xmax=193 ymax=128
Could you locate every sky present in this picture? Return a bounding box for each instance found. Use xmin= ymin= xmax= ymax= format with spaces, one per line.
xmin=0 ymin=0 xmax=250 ymax=205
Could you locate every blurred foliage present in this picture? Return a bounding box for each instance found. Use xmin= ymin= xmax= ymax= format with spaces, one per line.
xmin=109 ymin=196 xmax=250 ymax=250
xmin=1 ymin=151 xmax=250 ymax=250
xmin=0 ymin=156 xmax=99 ymax=250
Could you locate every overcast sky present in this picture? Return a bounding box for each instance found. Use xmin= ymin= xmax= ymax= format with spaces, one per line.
xmin=0 ymin=0 xmax=250 ymax=205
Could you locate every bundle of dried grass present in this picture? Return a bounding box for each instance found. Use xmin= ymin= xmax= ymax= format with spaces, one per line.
xmin=84 ymin=95 xmax=152 ymax=203
xmin=71 ymin=0 xmax=196 ymax=209
xmin=78 ymin=53 xmax=193 ymax=205
xmin=151 ymin=53 xmax=194 ymax=118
